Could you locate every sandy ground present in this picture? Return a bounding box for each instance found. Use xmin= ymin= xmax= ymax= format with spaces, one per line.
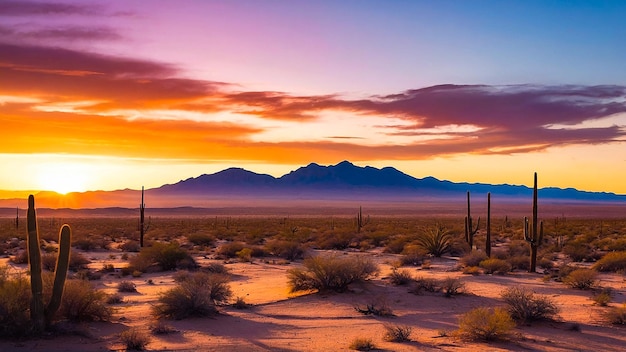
xmin=1 ymin=250 xmax=625 ymax=352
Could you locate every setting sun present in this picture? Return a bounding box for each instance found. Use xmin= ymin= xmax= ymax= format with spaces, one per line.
xmin=36 ymin=162 xmax=89 ymax=194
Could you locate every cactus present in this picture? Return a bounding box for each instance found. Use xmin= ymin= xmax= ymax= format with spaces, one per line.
xmin=356 ymin=206 xmax=370 ymax=233
xmin=139 ymin=186 xmax=148 ymax=247
xmin=523 ymin=172 xmax=543 ymax=273
xmin=15 ymin=206 xmax=19 ymax=229
xmin=27 ymin=195 xmax=72 ymax=332
xmin=486 ymin=192 xmax=491 ymax=257
xmin=464 ymin=191 xmax=480 ymax=250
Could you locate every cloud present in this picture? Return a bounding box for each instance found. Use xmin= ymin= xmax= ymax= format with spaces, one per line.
xmin=0 ymin=1 xmax=102 ymax=16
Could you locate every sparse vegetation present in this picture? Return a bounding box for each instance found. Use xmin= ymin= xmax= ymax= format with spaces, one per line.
xmin=57 ymin=279 xmax=113 ymax=322
xmin=389 ymin=268 xmax=413 ymax=285
xmin=458 ymin=307 xmax=515 ymax=341
xmin=349 ymin=337 xmax=376 ymax=351
xmin=383 ymin=324 xmax=412 ymax=342
xmin=118 ymin=280 xmax=138 ymax=292
xmin=120 ymin=327 xmax=151 ymax=351
xmin=606 ymin=304 xmax=626 ymax=325
xmin=287 ymin=254 xmax=378 ymax=293
xmin=416 ymin=225 xmax=452 ymax=257
xmin=501 ymin=287 xmax=559 ymax=323
xmin=593 ymin=251 xmax=626 ymax=272
xmin=479 ymin=258 xmax=512 ymax=274
xmin=562 ymin=268 xmax=597 ymax=289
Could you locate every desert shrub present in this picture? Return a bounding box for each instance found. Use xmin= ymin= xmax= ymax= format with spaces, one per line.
xmin=75 ymin=269 xmax=102 ymax=281
xmin=383 ymin=324 xmax=412 ymax=342
xmin=101 ymin=263 xmax=115 ymax=273
xmin=287 ymin=254 xmax=378 ymax=293
xmin=117 ymin=280 xmax=137 ymax=293
xmin=538 ymin=257 xmax=554 ymax=270
xmin=563 ymin=242 xmax=595 ymax=262
xmin=507 ymin=255 xmax=530 ymax=271
xmin=355 ymin=296 xmax=393 ymax=316
xmin=508 ymin=240 xmax=530 ymax=257
xmin=398 ymin=244 xmax=426 ymax=266
xmin=411 ymin=276 xmax=440 ymax=294
xmin=203 ymin=262 xmax=229 ymax=274
xmin=501 ymin=287 xmax=558 ymax=323
xmin=264 ymin=239 xmax=306 ymax=260
xmin=0 ymin=276 xmax=31 ymax=337
xmin=389 ymin=268 xmax=413 ymax=285
xmin=152 ymin=271 xmax=232 ymax=320
xmin=107 ymin=293 xmax=124 ymax=304
xmin=415 ymin=225 xmax=452 ymax=257
xmin=131 ymin=242 xmax=196 ymax=272
xmin=460 ymin=251 xmax=488 ymax=267
xmin=42 ymin=251 xmax=90 ymax=272
xmin=479 ymin=258 xmax=512 ymax=275
xmin=232 ymin=296 xmax=252 ymax=309
xmin=385 ymin=236 xmax=409 ymax=254
xmin=593 ymin=251 xmax=626 ymax=272
xmin=606 ymin=304 xmax=626 ymax=325
xmin=10 ymin=250 xmax=28 ymax=264
xmin=462 ymin=266 xmax=481 ymax=275
xmin=73 ymin=237 xmax=103 ymax=251
xmin=120 ymin=328 xmax=150 ymax=351
xmin=349 ymin=337 xmax=376 ymax=351
xmin=562 ymin=268 xmax=597 ymax=289
xmin=236 ymin=247 xmax=253 ymax=262
xmin=58 ymin=279 xmax=112 ymax=322
xmin=186 ymin=233 xmax=215 ymax=247
xmin=150 ymin=321 xmax=178 ymax=335
xmin=441 ymin=277 xmax=465 ymax=297
xmin=217 ymin=241 xmax=245 ymax=258
xmin=121 ymin=240 xmax=141 ymax=252
xmin=592 ymin=288 xmax=613 ymax=306
xmin=457 ymin=307 xmax=515 ymax=341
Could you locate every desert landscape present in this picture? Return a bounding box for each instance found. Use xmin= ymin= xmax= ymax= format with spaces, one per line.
xmin=1 ymin=195 xmax=625 ymax=352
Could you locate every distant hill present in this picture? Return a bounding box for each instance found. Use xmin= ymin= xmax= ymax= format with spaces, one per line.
xmin=0 ymin=161 xmax=624 ymax=210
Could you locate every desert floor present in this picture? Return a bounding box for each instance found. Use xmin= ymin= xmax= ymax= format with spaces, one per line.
xmin=1 ymin=248 xmax=625 ymax=352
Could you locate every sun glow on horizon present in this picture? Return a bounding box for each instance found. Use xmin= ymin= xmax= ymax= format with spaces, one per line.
xmin=36 ymin=162 xmax=90 ymax=194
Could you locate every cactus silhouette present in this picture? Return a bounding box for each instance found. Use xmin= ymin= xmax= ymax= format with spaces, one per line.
xmin=523 ymin=173 xmax=543 ymax=273
xmin=486 ymin=192 xmax=491 ymax=257
xmin=464 ymin=191 xmax=480 ymax=250
xmin=27 ymin=195 xmax=72 ymax=331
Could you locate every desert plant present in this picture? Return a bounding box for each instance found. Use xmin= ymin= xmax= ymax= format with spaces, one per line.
xmin=457 ymin=307 xmax=515 ymax=341
xmin=479 ymin=258 xmax=512 ymax=275
xmin=186 ymin=233 xmax=215 ymax=247
xmin=562 ymin=268 xmax=597 ymax=289
xmin=501 ymin=287 xmax=558 ymax=323
xmin=287 ymin=254 xmax=378 ymax=293
xmin=27 ymin=195 xmax=72 ymax=332
xmin=398 ymin=244 xmax=426 ymax=266
xmin=411 ymin=276 xmax=440 ymax=294
xmin=523 ymin=173 xmax=543 ymax=273
xmin=464 ymin=191 xmax=480 ymax=250
xmin=441 ymin=277 xmax=465 ymax=297
xmin=0 ymin=275 xmax=31 ymax=337
xmin=592 ymin=288 xmax=613 ymax=306
xmin=593 ymin=251 xmax=626 ymax=272
xmin=264 ymin=239 xmax=306 ymax=260
xmin=57 ymin=279 xmax=112 ymax=322
xmin=355 ymin=296 xmax=394 ymax=316
xmin=204 ymin=262 xmax=229 ymax=274
xmin=486 ymin=192 xmax=492 ymax=257
xmin=150 ymin=321 xmax=178 ymax=335
xmin=416 ymin=224 xmax=452 ymax=257
xmin=460 ymin=251 xmax=488 ymax=268
xmin=383 ymin=324 xmax=412 ymax=342
xmin=120 ymin=327 xmax=150 ymax=351
xmin=232 ymin=296 xmax=252 ymax=309
xmin=389 ymin=268 xmax=413 ymax=285
xmin=152 ymin=271 xmax=232 ymax=320
xmin=106 ymin=293 xmax=124 ymax=304
xmin=139 ymin=186 xmax=148 ymax=247
xmin=606 ymin=303 xmax=626 ymax=325
xmin=131 ymin=242 xmax=196 ymax=272
xmin=118 ymin=280 xmax=138 ymax=293
xmin=349 ymin=337 xmax=375 ymax=351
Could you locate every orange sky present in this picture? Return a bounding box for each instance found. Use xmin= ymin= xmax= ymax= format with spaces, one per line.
xmin=1 ymin=1 xmax=625 ymax=196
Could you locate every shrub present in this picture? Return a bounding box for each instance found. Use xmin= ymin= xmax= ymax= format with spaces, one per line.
xmin=349 ymin=337 xmax=375 ymax=351
xmin=457 ymin=307 xmax=515 ymax=341
xmin=204 ymin=262 xmax=229 ymax=274
xmin=264 ymin=239 xmax=306 ymax=260
xmin=389 ymin=268 xmax=413 ymax=285
xmin=42 ymin=251 xmax=90 ymax=271
xmin=501 ymin=287 xmax=559 ymax=323
xmin=150 ymin=321 xmax=178 ymax=335
xmin=0 ymin=276 xmax=31 ymax=337
xmin=152 ymin=272 xmax=232 ymax=320
xmin=232 ymin=296 xmax=251 ymax=309
xmin=107 ymin=293 xmax=124 ymax=304
xmin=415 ymin=225 xmax=452 ymax=257
xmin=354 ymin=296 xmax=393 ymax=316
xmin=606 ymin=304 xmax=626 ymax=325
xmin=186 ymin=233 xmax=215 ymax=247
xmin=562 ymin=268 xmax=597 ymax=289
xmin=383 ymin=324 xmax=412 ymax=342
xmin=592 ymin=290 xmax=612 ymax=306
xmin=460 ymin=251 xmax=488 ymax=268
xmin=118 ymin=280 xmax=138 ymax=293
xmin=217 ymin=242 xmax=245 ymax=258
xmin=593 ymin=251 xmax=626 ymax=272
xmin=120 ymin=328 xmax=150 ymax=351
xmin=57 ymin=279 xmax=112 ymax=322
xmin=398 ymin=245 xmax=426 ymax=266
xmin=131 ymin=242 xmax=196 ymax=272
xmin=462 ymin=266 xmax=481 ymax=275
xmin=479 ymin=258 xmax=512 ymax=275
xmin=236 ymin=247 xmax=253 ymax=262
xmin=121 ymin=240 xmax=141 ymax=252
xmin=411 ymin=276 xmax=440 ymax=295
xmin=287 ymin=254 xmax=378 ymax=293
xmin=441 ymin=277 xmax=465 ymax=297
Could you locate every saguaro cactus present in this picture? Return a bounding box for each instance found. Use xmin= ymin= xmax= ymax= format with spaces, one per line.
xmin=356 ymin=206 xmax=370 ymax=233
xmin=486 ymin=192 xmax=491 ymax=257
xmin=139 ymin=186 xmax=146 ymax=247
xmin=464 ymin=191 xmax=480 ymax=250
xmin=27 ymin=195 xmax=72 ymax=331
xmin=523 ymin=172 xmax=543 ymax=273
xmin=15 ymin=207 xmax=19 ymax=229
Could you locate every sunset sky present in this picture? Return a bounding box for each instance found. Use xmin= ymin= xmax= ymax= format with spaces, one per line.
xmin=1 ymin=0 xmax=626 ymax=195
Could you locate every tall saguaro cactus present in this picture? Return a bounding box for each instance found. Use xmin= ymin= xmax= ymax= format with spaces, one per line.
xmin=486 ymin=192 xmax=491 ymax=257
xmin=139 ymin=186 xmax=146 ymax=247
xmin=523 ymin=172 xmax=543 ymax=273
xmin=464 ymin=191 xmax=480 ymax=250
xmin=356 ymin=206 xmax=369 ymax=233
xmin=27 ymin=195 xmax=72 ymax=332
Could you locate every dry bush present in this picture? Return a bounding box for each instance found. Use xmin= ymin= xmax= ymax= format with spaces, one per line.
xmin=355 ymin=296 xmax=394 ymax=317
xmin=287 ymin=254 xmax=378 ymax=293
xmin=106 ymin=293 xmax=124 ymax=304
xmin=264 ymin=239 xmax=306 ymax=260
xmin=120 ymin=328 xmax=150 ymax=351
xmin=349 ymin=337 xmax=376 ymax=351
xmin=457 ymin=307 xmax=515 ymax=341
xmin=121 ymin=240 xmax=141 ymax=252
xmin=186 ymin=233 xmax=215 ymax=247
xmin=0 ymin=275 xmax=31 ymax=337
xmin=593 ymin=251 xmax=626 ymax=272
xmin=562 ymin=268 xmax=597 ymax=289
xmin=150 ymin=321 xmax=178 ymax=335
xmin=411 ymin=276 xmax=440 ymax=295
xmin=383 ymin=324 xmax=412 ymax=342
xmin=42 ymin=251 xmax=90 ymax=272
xmin=398 ymin=244 xmax=426 ymax=266
xmin=217 ymin=241 xmax=246 ymax=258
xmin=232 ymin=296 xmax=252 ymax=309
xmin=592 ymin=288 xmax=613 ymax=306
xmin=501 ymin=287 xmax=558 ymax=323
xmin=117 ymin=280 xmax=137 ymax=293
xmin=507 ymin=255 xmax=530 ymax=271
xmin=389 ymin=268 xmax=413 ymax=285
xmin=203 ymin=262 xmax=229 ymax=274
xmin=130 ymin=242 xmax=196 ymax=272
xmin=606 ymin=304 xmax=626 ymax=325
xmin=462 ymin=266 xmax=481 ymax=275
xmin=479 ymin=258 xmax=512 ymax=275
xmin=57 ymin=279 xmax=112 ymax=322
xmin=441 ymin=277 xmax=465 ymax=297
xmin=152 ymin=271 xmax=232 ymax=320
xmin=460 ymin=251 xmax=488 ymax=267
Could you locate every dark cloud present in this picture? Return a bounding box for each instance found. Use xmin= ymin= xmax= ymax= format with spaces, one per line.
xmin=0 ymin=1 xmax=102 ymax=16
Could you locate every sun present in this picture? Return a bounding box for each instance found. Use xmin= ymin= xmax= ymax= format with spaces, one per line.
xmin=37 ymin=163 xmax=89 ymax=194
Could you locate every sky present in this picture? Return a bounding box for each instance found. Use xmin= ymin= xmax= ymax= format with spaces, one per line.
xmin=1 ymin=0 xmax=626 ymax=196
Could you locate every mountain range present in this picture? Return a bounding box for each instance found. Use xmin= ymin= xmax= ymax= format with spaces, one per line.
xmin=0 ymin=160 xmax=624 ymax=210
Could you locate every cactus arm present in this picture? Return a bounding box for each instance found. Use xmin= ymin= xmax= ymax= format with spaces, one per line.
xmin=45 ymin=224 xmax=71 ymax=325
xmin=27 ymin=195 xmax=45 ymax=333
xmin=523 ymin=217 xmax=530 ymax=242
xmin=538 ymin=221 xmax=544 ymax=245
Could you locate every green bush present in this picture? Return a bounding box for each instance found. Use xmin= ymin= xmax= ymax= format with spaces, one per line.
xmin=152 ymin=272 xmax=232 ymax=320
xmin=458 ymin=307 xmax=515 ymax=341
xmin=562 ymin=268 xmax=597 ymax=289
xmin=479 ymin=258 xmax=512 ymax=274
xmin=593 ymin=251 xmax=626 ymax=272
xmin=287 ymin=254 xmax=378 ymax=293
xmin=501 ymin=287 xmax=558 ymax=323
